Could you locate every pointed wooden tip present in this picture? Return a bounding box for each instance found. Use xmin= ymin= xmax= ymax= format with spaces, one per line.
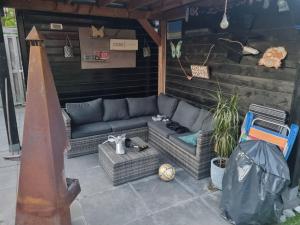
xmin=26 ymin=26 xmax=45 ymax=41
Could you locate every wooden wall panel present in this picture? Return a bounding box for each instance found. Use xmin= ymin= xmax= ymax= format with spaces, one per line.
xmin=16 ymin=10 xmax=158 ymax=105
xmin=165 ymin=2 xmax=299 ymax=115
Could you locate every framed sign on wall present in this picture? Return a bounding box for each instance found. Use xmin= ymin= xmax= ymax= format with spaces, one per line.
xmin=79 ymin=27 xmax=138 ymax=69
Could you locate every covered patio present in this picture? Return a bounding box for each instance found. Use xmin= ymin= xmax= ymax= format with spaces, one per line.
xmin=1 ymin=0 xmax=300 ymax=225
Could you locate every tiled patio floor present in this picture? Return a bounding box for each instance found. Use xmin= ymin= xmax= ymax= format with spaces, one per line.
xmin=0 ymin=107 xmax=230 ymax=225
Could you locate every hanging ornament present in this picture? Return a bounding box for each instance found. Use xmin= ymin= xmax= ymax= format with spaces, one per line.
xmin=220 ymin=0 xmax=229 ymax=29
xmin=220 ymin=14 xmax=229 ymax=29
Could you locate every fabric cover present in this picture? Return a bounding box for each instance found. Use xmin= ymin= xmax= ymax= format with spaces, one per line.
xmin=191 ymin=109 xmax=214 ymax=133
xmin=178 ymin=132 xmax=198 ymax=146
xmin=72 ymin=122 xmax=112 ymax=139
xmin=103 ymin=99 xmax=129 ymax=121
xmin=221 ymin=141 xmax=290 ymax=225
xmin=157 ymin=94 xmax=178 ymax=118
xmin=108 ymin=117 xmax=148 ymax=132
xmin=169 ymin=133 xmax=196 ymax=155
xmin=127 ymin=96 xmax=158 ymax=117
xmin=148 ymin=121 xmax=176 ymax=138
xmin=172 ymin=101 xmax=199 ymax=130
xmin=66 ymin=98 xmax=102 ymax=125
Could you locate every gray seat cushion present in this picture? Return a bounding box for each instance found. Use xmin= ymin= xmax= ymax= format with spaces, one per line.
xmin=157 ymin=94 xmax=178 ymax=118
xmin=66 ymin=98 xmax=102 ymax=125
xmin=108 ymin=117 xmax=148 ymax=132
xmin=171 ymin=101 xmax=200 ymax=130
xmin=191 ymin=109 xmax=214 ymax=133
xmin=127 ymin=95 xmax=158 ymax=117
xmin=148 ymin=121 xmax=176 ymax=138
xmin=169 ymin=133 xmax=196 ymax=155
xmin=72 ymin=122 xmax=112 ymax=139
xmin=103 ymin=99 xmax=129 ymax=121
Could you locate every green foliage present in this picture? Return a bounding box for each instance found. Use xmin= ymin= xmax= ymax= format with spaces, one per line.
xmin=212 ymin=89 xmax=239 ymax=159
xmin=1 ymin=8 xmax=17 ymax=28
xmin=282 ymin=213 xmax=300 ymax=225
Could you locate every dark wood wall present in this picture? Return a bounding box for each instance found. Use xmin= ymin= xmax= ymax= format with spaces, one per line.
xmin=16 ymin=10 xmax=158 ymax=105
xmin=166 ymin=1 xmax=300 ymax=186
xmin=166 ymin=1 xmax=299 ymax=115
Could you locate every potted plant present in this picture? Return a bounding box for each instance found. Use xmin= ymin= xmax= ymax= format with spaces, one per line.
xmin=211 ymin=89 xmax=239 ymax=190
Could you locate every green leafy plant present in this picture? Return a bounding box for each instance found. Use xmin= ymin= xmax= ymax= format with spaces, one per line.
xmin=1 ymin=8 xmax=17 ymax=28
xmin=212 ymin=88 xmax=239 ymax=167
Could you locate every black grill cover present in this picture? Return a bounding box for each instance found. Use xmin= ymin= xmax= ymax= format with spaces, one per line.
xmin=220 ymin=140 xmax=290 ymax=225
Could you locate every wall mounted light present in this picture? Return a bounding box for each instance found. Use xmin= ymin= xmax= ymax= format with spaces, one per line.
xmin=220 ymin=0 xmax=229 ymax=29
xmin=218 ymin=38 xmax=259 ymax=55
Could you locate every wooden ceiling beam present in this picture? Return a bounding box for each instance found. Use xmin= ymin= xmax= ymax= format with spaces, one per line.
xmin=2 ymin=0 xmax=156 ymax=19
xmin=128 ymin=0 xmax=157 ymax=11
xmin=137 ymin=18 xmax=161 ymax=46
xmin=99 ymin=0 xmax=116 ymax=7
xmin=152 ymin=0 xmax=217 ymax=20
xmin=151 ymin=0 xmax=200 ymax=13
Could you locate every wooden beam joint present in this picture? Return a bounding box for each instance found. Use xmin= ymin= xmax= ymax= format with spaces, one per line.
xmin=137 ymin=19 xmax=161 ymax=46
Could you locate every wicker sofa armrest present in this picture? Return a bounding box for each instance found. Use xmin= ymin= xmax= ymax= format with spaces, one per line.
xmin=62 ymin=109 xmax=72 ymax=139
xmin=196 ymin=129 xmax=214 ymax=159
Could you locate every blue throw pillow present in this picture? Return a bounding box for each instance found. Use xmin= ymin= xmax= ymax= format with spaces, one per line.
xmin=178 ymin=133 xmax=198 ymax=146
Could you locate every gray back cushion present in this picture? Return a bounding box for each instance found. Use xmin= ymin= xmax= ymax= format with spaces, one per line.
xmin=66 ymin=98 xmax=103 ymax=125
xmin=157 ymin=94 xmax=178 ymax=118
xmin=127 ymin=96 xmax=158 ymax=117
xmin=191 ymin=109 xmax=214 ymax=132
xmin=172 ymin=101 xmax=200 ymax=130
xmin=103 ymin=99 xmax=129 ymax=121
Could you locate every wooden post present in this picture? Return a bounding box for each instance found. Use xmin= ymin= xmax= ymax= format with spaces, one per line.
xmin=0 ymin=8 xmax=20 ymax=152
xmin=158 ymin=20 xmax=166 ymax=94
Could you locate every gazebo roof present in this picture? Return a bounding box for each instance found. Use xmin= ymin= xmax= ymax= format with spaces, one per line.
xmin=3 ymin=0 xmax=246 ymax=20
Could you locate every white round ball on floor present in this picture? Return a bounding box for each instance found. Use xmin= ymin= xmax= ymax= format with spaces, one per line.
xmin=158 ymin=164 xmax=175 ymax=181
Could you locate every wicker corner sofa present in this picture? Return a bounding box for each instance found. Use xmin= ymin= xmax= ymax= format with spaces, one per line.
xmin=62 ymin=94 xmax=214 ymax=179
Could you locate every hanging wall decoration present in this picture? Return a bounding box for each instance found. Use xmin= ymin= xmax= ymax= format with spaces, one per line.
xmin=79 ymin=27 xmax=137 ymax=69
xmin=91 ymin=25 xmax=105 ymax=38
xmin=167 ymin=20 xmax=183 ymax=40
xmin=64 ymin=35 xmax=74 ymax=58
xmin=190 ymin=44 xmax=215 ymax=79
xmin=258 ymin=47 xmax=287 ymax=69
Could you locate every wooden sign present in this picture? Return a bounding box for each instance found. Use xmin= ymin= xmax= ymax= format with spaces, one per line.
xmin=110 ymin=39 xmax=138 ymax=51
xmin=79 ymin=27 xmax=136 ymax=69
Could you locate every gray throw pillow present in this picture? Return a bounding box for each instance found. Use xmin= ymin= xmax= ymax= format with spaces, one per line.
xmin=103 ymin=99 xmax=129 ymax=121
xmin=157 ymin=94 xmax=178 ymax=118
xmin=127 ymin=95 xmax=158 ymax=117
xmin=172 ymin=101 xmax=200 ymax=130
xmin=66 ymin=98 xmax=103 ymax=125
xmin=191 ymin=109 xmax=213 ymax=132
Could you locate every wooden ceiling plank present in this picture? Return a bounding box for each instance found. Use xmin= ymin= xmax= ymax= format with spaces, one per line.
xmin=3 ymin=0 xmax=156 ymax=19
xmin=99 ymin=0 xmax=115 ymax=7
xmin=151 ymin=0 xmax=200 ymax=14
xmin=137 ymin=18 xmax=161 ymax=46
xmin=129 ymin=0 xmax=157 ymax=11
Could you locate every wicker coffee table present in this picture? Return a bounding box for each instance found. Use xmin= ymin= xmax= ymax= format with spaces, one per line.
xmin=98 ymin=137 xmax=160 ymax=186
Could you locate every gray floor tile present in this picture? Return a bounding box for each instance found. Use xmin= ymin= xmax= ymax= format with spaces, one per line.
xmin=72 ymin=216 xmax=87 ymax=225
xmin=153 ymin=198 xmax=229 ymax=225
xmin=175 ymin=170 xmax=211 ymax=196
xmin=125 ymin=215 xmax=157 ymax=225
xmin=131 ymin=176 xmax=193 ymax=213
xmin=65 ymin=153 xmax=100 ymax=176
xmin=199 ymin=191 xmax=223 ymax=216
xmin=0 ymin=187 xmax=16 ymax=225
xmin=0 ymin=166 xmax=18 ymax=191
xmin=74 ymin=166 xmax=114 ymax=199
xmin=71 ymin=200 xmax=84 ymax=220
xmin=81 ymin=185 xmax=150 ymax=225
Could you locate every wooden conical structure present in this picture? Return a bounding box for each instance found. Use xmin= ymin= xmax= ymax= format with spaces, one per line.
xmin=15 ymin=26 xmax=80 ymax=225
